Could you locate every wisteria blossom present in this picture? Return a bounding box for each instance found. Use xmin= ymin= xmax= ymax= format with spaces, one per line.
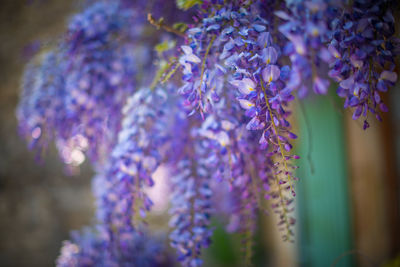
xmin=16 ymin=0 xmax=399 ymax=266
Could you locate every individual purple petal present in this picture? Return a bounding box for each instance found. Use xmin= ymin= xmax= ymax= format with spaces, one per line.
xmin=289 ymin=35 xmax=306 ymax=55
xmin=206 ymin=24 xmax=220 ymax=31
xmin=224 ymin=39 xmax=235 ymax=51
xmin=374 ymin=91 xmax=381 ymax=104
xmin=246 ymin=116 xmax=264 ymax=130
xmin=352 ymin=105 xmax=363 ymax=120
xmin=280 ymin=65 xmax=291 ymax=81
xmin=185 ymin=54 xmax=201 ymax=63
xmin=379 ymin=103 xmax=389 ymax=112
xmin=377 ymin=80 xmax=388 ymax=92
xmin=257 ymin=31 xmax=271 ymax=47
xmin=245 ymin=106 xmax=257 ymax=117
xmin=328 ymin=45 xmax=341 ymax=59
xmin=350 ymin=55 xmax=363 ymax=68
xmin=319 ymin=47 xmax=332 ymax=63
xmin=262 ymin=65 xmax=280 ymax=83
xmin=339 ymin=76 xmax=354 ymax=89
xmin=253 ymin=24 xmax=266 ymax=32
xmin=298 ymin=85 xmax=308 ymax=99
xmin=241 ymin=78 xmax=257 ymax=95
xmin=288 ymin=132 xmax=297 ymax=139
xmin=259 ymin=134 xmax=268 ymax=150
xmin=263 ymin=47 xmax=278 ymax=64
xmin=274 ymin=11 xmax=291 ymax=20
xmin=238 ymin=99 xmax=255 ymax=110
xmin=284 ymin=143 xmax=292 ymax=151
xmin=181 ymin=45 xmax=193 ymax=55
xmin=313 ymin=77 xmax=329 ymax=94
xmin=380 ymin=71 xmax=397 ymax=83
xmin=363 ymin=120 xmax=370 ymax=130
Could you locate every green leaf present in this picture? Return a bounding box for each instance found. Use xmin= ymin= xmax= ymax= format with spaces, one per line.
xmin=176 ymin=0 xmax=202 ymax=10
xmin=155 ymin=40 xmax=176 ymax=54
xmin=172 ymin=22 xmax=188 ymax=33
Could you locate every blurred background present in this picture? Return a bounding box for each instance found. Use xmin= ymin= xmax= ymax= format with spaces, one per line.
xmin=0 ymin=1 xmax=95 ymax=266
xmin=0 ymin=1 xmax=399 ymax=267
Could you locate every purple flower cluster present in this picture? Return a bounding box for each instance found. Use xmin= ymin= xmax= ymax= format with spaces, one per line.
xmin=177 ymin=1 xmax=299 ymax=242
xmin=17 ymin=0 xmax=140 ymax=170
xmin=17 ymin=51 xmax=65 ymax=157
xmin=277 ymin=0 xmax=339 ymax=98
xmin=60 ymin=1 xmax=138 ymax=165
xmin=168 ymin=118 xmax=213 ymax=267
xmin=329 ymin=0 xmax=398 ymax=129
xmin=57 ymin=226 xmax=171 ymax=267
xmin=94 ymin=87 xmax=170 ymax=236
xmin=16 ymin=1 xmax=400 ymax=267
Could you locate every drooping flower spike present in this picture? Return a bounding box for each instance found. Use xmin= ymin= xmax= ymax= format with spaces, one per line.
xmin=277 ymin=0 xmax=340 ymax=98
xmin=15 ymin=1 xmax=400 ymax=267
xmin=329 ymin=0 xmax=398 ymax=128
xmin=176 ymin=1 xmax=299 ymax=242
xmin=17 ymin=51 xmax=65 ymax=159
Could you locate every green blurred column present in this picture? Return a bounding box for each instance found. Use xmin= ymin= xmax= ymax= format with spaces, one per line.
xmin=296 ymin=94 xmax=354 ymax=267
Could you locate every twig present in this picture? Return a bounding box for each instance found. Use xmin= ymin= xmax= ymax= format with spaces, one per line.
xmin=147 ymin=13 xmax=186 ymax=38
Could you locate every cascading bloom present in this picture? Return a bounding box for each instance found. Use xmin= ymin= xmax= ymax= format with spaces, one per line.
xmin=174 ymin=1 xmax=300 ymax=244
xmin=329 ymin=0 xmax=398 ymax=129
xmin=16 ymin=1 xmax=400 ymax=267
xmin=60 ymin=1 xmax=138 ymax=165
xmin=168 ymin=116 xmax=213 ymax=267
xmin=17 ymin=51 xmax=65 ymax=157
xmin=197 ymin=1 xmax=298 ymax=239
xmin=277 ymin=0 xmax=339 ymax=98
xmin=95 ymin=88 xmax=170 ymax=237
xmin=17 ymin=0 xmax=141 ymax=170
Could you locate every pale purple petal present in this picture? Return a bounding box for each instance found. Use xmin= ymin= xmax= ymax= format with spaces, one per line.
xmin=185 ymin=54 xmax=201 ymax=63
xmin=262 ymin=65 xmax=280 ymax=83
xmin=181 ymin=45 xmax=193 ymax=55
xmin=274 ymin=11 xmax=291 ymax=20
xmin=328 ymin=45 xmax=340 ymax=59
xmin=380 ymin=71 xmax=397 ymax=83
xmin=238 ymin=99 xmax=255 ymax=110
xmin=313 ymin=77 xmax=329 ymax=94
xmin=339 ymin=76 xmax=354 ymax=89
xmin=289 ymin=35 xmax=306 ymax=55
xmin=264 ymin=47 xmax=278 ymax=64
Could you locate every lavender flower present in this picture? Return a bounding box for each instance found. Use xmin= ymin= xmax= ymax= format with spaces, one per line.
xmin=16 ymin=1 xmax=400 ymax=266
xmin=175 ymin=0 xmax=300 ymax=247
xmin=277 ymin=0 xmax=340 ymax=97
xmin=168 ymin=117 xmax=213 ymax=267
xmin=16 ymin=51 xmax=65 ymax=158
xmin=95 ymin=87 xmax=170 ymax=236
xmin=59 ymin=1 xmax=138 ymax=165
xmin=57 ymin=226 xmax=171 ymax=267
xmin=329 ymin=0 xmax=398 ymax=127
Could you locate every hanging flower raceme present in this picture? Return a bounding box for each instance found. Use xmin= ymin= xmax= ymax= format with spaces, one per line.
xmin=221 ymin=128 xmax=260 ymax=264
xmin=179 ymin=1 xmax=299 ymax=239
xmin=94 ymin=87 xmax=170 ymax=237
xmin=177 ymin=1 xmax=237 ymax=116
xmin=277 ymin=0 xmax=340 ymax=97
xmin=16 ymin=1 xmax=400 ymax=267
xmin=16 ymin=0 xmax=142 ymax=170
xmin=328 ymin=0 xmax=398 ymax=129
xmin=16 ymin=51 xmax=66 ymax=159
xmin=168 ymin=116 xmax=213 ymax=267
xmin=59 ymin=0 xmax=139 ymax=166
